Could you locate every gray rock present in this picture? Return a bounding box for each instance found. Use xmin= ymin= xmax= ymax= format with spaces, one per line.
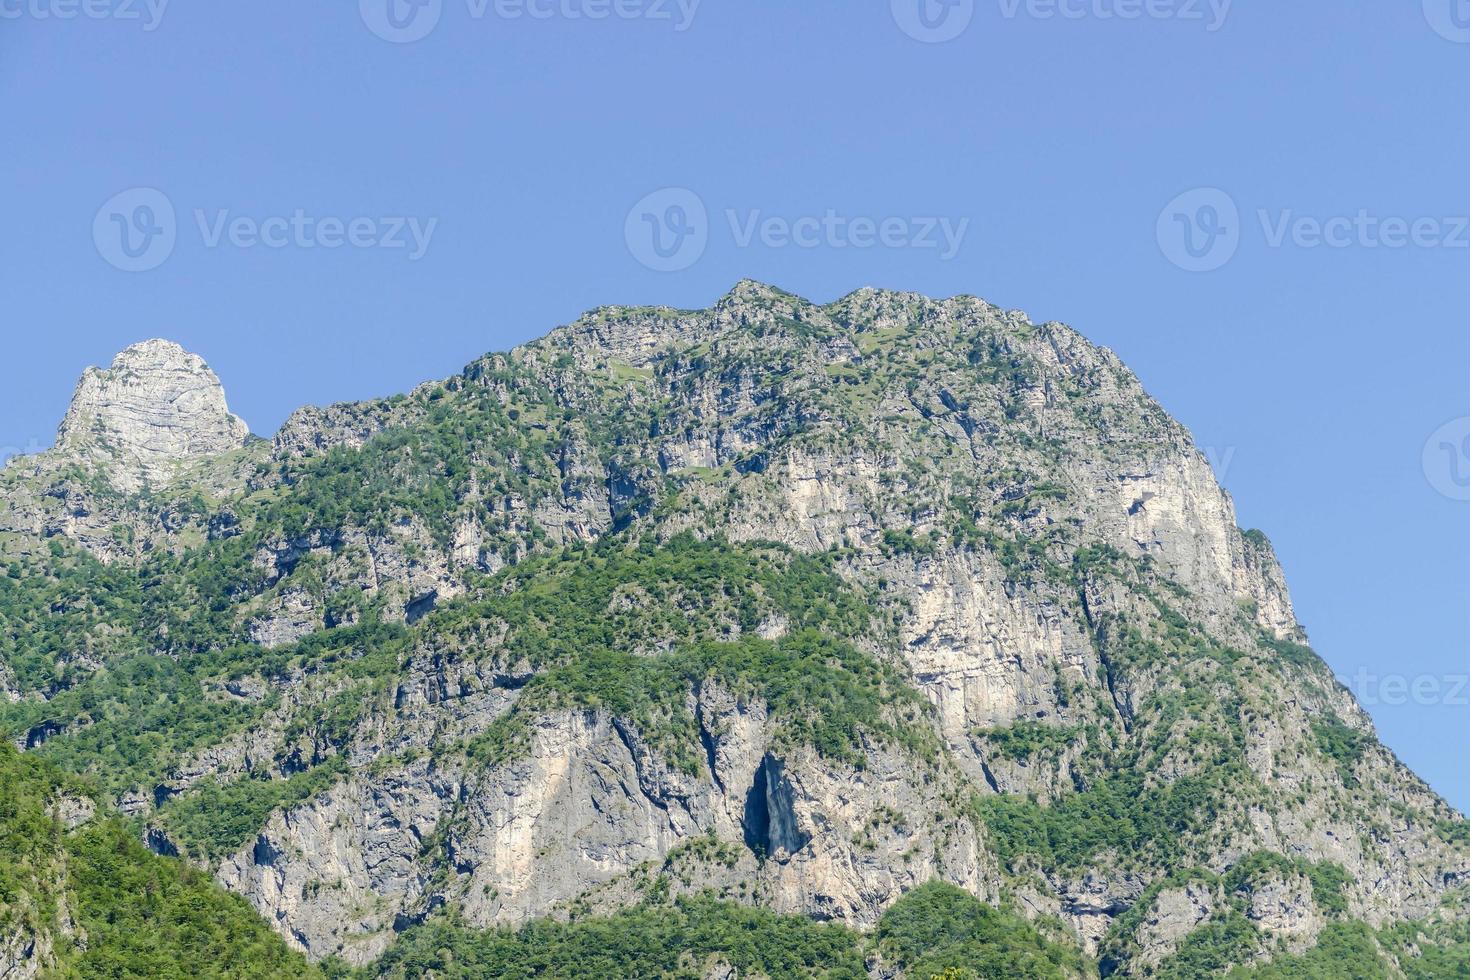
xmin=57 ymin=339 xmax=249 ymax=494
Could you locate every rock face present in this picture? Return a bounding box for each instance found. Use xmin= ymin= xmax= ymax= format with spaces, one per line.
xmin=214 ymin=699 xmax=985 ymax=962
xmin=56 ymin=339 xmax=249 ymax=493
xmin=5 ymin=284 xmax=1470 ymax=975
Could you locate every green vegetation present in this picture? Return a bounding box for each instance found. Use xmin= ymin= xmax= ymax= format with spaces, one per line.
xmin=1099 ymin=854 xmax=1361 ymax=978
xmin=1223 ymin=851 xmax=1350 ymax=920
xmin=4 ymin=295 xmax=1466 ymax=980
xmin=1382 ymin=911 xmax=1470 ymax=979
xmin=1157 ymin=912 xmax=1261 ymax=979
xmin=357 ymin=883 xmax=1088 ymax=980
xmin=0 ymin=615 xmax=408 ymax=799
xmin=0 ymin=744 xmax=319 ymax=979
xmin=158 ymin=756 xmax=349 ymax=861
xmin=64 ymin=821 xmax=323 ymax=978
xmin=1225 ymin=922 xmax=1389 ymax=979
xmin=978 ymin=767 xmax=1234 ymax=874
xmin=873 ymin=881 xmax=1090 ymax=979
xmin=357 ymin=896 xmax=868 ymax=980
xmin=1310 ymin=714 xmax=1370 ymax=788
xmin=470 ymin=628 xmax=931 ymax=773
xmin=447 ymin=535 xmax=934 ymax=771
xmin=975 ymin=720 xmax=1081 ymax=763
xmin=1212 ymin=913 xmax=1470 ymax=979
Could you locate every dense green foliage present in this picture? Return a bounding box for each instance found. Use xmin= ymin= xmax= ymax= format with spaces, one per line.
xmin=443 ymin=535 xmax=934 ymax=771
xmin=158 ymin=756 xmax=349 ymax=861
xmin=873 ymin=882 xmax=1090 ymax=979
xmin=0 ymin=744 xmax=318 ymax=979
xmin=978 ymin=767 xmax=1228 ymax=874
xmin=974 ymin=720 xmax=1081 ymax=762
xmin=63 ymin=821 xmax=322 ymax=978
xmin=1310 ymin=714 xmax=1370 ymax=788
xmin=359 ymin=883 xmax=1087 ymax=980
xmin=1156 ymin=912 xmax=1261 ymax=979
xmin=358 ymin=896 xmax=867 ymax=980
xmin=1225 ymin=922 xmax=1390 ymax=980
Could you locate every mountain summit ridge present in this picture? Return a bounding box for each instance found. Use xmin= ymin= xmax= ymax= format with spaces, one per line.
xmin=1 ymin=283 xmax=1467 ymax=977
xmin=55 ymin=338 xmax=250 ymax=494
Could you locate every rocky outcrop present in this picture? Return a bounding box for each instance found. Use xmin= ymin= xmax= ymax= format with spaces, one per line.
xmin=216 ymin=678 xmax=987 ymax=964
xmin=56 ymin=339 xmax=249 ymax=493
xmin=0 ymin=926 xmax=55 ymax=980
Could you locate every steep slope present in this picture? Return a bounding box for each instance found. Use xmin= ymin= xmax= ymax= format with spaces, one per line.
xmin=0 ymin=743 xmax=315 ymax=979
xmin=2 ymin=282 xmax=1468 ymax=976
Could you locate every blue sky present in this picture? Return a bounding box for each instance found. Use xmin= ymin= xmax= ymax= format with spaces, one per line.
xmin=3 ymin=1 xmax=1469 ymax=808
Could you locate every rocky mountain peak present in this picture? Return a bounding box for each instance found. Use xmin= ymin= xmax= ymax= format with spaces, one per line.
xmin=56 ymin=339 xmax=250 ymax=493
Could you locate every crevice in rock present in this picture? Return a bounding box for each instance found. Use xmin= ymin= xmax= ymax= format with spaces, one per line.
xmin=405 ymin=591 xmax=438 ymax=624
xmin=741 ymin=754 xmax=810 ymax=862
xmin=694 ymin=691 xmax=725 ymax=795
xmin=24 ymin=719 xmax=65 ymax=749
xmin=980 ymin=760 xmax=1001 ymax=794
xmin=144 ymin=827 xmax=179 ymax=858
xmin=252 ymin=835 xmax=282 ymax=867
xmin=1079 ymin=584 xmax=1133 ymax=734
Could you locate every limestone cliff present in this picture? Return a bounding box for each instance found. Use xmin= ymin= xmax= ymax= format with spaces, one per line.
xmin=56 ymin=339 xmax=250 ymax=493
xmin=3 ymin=283 xmax=1467 ymax=976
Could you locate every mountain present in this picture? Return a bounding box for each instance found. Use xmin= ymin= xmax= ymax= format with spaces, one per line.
xmin=2 ymin=281 xmax=1469 ymax=978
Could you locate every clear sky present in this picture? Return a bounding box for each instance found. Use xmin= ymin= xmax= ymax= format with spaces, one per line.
xmin=4 ymin=1 xmax=1468 ymax=809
